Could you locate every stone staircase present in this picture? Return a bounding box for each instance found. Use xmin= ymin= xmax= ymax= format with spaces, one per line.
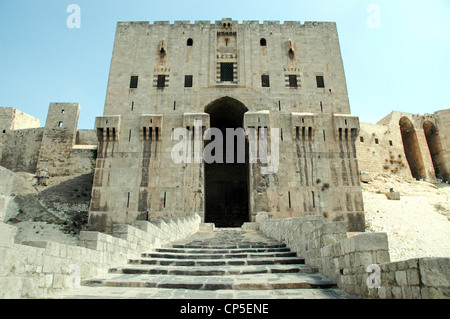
xmin=48 ymin=228 xmax=356 ymax=299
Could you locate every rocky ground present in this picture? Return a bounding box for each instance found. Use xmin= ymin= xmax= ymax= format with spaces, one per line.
xmin=361 ymin=173 xmax=450 ymax=262
xmin=5 ymin=172 xmax=92 ymax=245
xmin=4 ymin=171 xmax=450 ymax=263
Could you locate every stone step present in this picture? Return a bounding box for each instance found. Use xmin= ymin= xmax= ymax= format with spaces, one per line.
xmin=109 ymin=264 xmax=318 ymax=276
xmin=128 ymin=256 xmax=305 ymax=266
xmin=83 ymin=273 xmax=336 ymax=290
xmin=70 ymin=228 xmax=348 ymax=298
xmin=155 ymin=247 xmax=291 ymax=254
xmin=44 ymin=228 xmax=356 ymax=299
xmin=141 ymin=251 xmax=298 ymax=259
xmin=172 ymin=243 xmax=286 ymax=249
xmin=46 ymin=286 xmax=357 ymax=299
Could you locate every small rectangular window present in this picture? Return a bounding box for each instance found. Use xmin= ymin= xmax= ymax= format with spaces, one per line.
xmin=261 ymin=74 xmax=270 ymax=87
xmin=184 ymin=75 xmax=193 ymax=88
xmin=288 ymin=75 xmax=298 ymax=88
xmin=360 ymin=136 xmax=364 ymax=143
xmin=220 ymin=63 xmax=234 ymax=82
xmin=316 ymin=76 xmax=325 ymax=88
xmin=157 ymin=75 xmax=166 ymax=88
xmin=375 ymin=138 xmax=379 ymax=144
xmin=58 ymin=121 xmax=63 ymax=127
xmin=389 ymin=140 xmax=393 ymax=146
xmin=130 ymin=76 xmax=138 ymax=88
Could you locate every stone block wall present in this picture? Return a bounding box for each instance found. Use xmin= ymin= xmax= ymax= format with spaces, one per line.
xmin=36 ymin=103 xmax=81 ymax=176
xmin=0 ymin=105 xmax=97 ymax=176
xmin=434 ymin=109 xmax=450 ymax=181
xmin=0 ymin=166 xmax=14 ymax=222
xmin=257 ymin=213 xmax=450 ymax=298
xmin=357 ymin=122 xmax=410 ymax=178
xmin=0 ymin=107 xmax=40 ymax=132
xmin=76 ymin=129 xmax=98 ymax=145
xmin=66 ymin=146 xmax=97 ymax=175
xmin=0 ymin=213 xmax=201 ymax=298
xmin=0 ymin=128 xmax=44 ymax=173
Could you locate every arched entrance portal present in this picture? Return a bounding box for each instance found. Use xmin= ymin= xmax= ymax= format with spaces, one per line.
xmin=204 ymin=97 xmax=250 ymax=227
xmin=423 ymin=120 xmax=446 ymax=180
xmin=399 ymin=117 xmax=426 ymax=180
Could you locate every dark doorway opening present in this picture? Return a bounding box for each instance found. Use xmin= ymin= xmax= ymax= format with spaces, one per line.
xmin=204 ymin=97 xmax=249 ymax=227
xmin=399 ymin=117 xmax=426 ymax=180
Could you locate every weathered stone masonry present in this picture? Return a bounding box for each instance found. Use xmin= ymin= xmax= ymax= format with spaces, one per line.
xmin=88 ymin=19 xmax=365 ymax=233
xmin=356 ymin=110 xmax=450 ymax=183
xmin=0 ymin=103 xmax=97 ymax=176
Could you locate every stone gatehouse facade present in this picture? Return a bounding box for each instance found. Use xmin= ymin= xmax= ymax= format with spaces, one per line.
xmin=88 ymin=19 xmax=365 ymax=232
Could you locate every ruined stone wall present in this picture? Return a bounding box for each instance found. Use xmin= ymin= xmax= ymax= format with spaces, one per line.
xmin=356 ymin=110 xmax=449 ymax=182
xmin=433 ymin=109 xmax=450 ymax=181
xmin=89 ymin=19 xmax=364 ymax=232
xmin=357 ymin=122 xmax=411 ymax=178
xmin=0 ymin=108 xmax=42 ymax=172
xmin=0 ymin=104 xmax=97 ymax=176
xmin=0 ymin=128 xmax=44 ymax=173
xmin=0 ymin=108 xmax=15 ymax=133
xmin=36 ymin=103 xmax=80 ymax=176
xmin=0 ymin=107 xmax=40 ymax=132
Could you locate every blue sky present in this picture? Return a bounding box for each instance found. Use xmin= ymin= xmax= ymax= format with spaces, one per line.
xmin=0 ymin=0 xmax=449 ymax=129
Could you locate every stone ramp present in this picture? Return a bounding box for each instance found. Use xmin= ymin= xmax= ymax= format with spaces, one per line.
xmin=46 ymin=228 xmax=357 ymax=299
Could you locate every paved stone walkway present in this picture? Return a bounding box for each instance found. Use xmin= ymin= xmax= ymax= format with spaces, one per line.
xmin=45 ymin=228 xmax=357 ymax=299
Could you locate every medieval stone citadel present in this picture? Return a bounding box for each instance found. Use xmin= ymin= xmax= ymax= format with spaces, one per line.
xmin=0 ymin=19 xmax=449 ymax=299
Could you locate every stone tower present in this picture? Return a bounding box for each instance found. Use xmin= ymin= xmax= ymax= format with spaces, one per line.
xmin=36 ymin=103 xmax=81 ymax=176
xmin=88 ymin=18 xmax=365 ymax=232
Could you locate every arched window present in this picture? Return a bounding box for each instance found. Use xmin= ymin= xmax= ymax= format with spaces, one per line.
xmin=159 ymin=47 xmax=166 ymax=58
xmin=187 ymin=38 xmax=193 ymax=46
xmin=288 ymin=48 xmax=295 ymax=59
xmin=260 ymin=38 xmax=267 ymax=46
